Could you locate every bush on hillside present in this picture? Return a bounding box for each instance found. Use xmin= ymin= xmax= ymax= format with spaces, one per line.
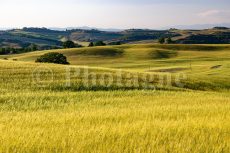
xmin=62 ymin=40 xmax=76 ymax=48
xmin=166 ymin=37 xmax=174 ymax=44
xmin=35 ymin=52 xmax=69 ymax=64
xmin=88 ymin=41 xmax=107 ymax=47
xmin=88 ymin=42 xmax=94 ymax=47
xmin=158 ymin=37 xmax=165 ymax=44
xmin=94 ymin=41 xmax=106 ymax=46
xmin=108 ymin=41 xmax=122 ymax=45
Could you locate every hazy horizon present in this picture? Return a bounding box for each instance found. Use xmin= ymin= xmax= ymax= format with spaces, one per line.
xmin=1 ymin=0 xmax=230 ymax=29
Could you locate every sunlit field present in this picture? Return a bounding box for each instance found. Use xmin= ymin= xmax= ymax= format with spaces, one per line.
xmin=0 ymin=90 xmax=230 ymax=152
xmin=0 ymin=44 xmax=230 ymax=152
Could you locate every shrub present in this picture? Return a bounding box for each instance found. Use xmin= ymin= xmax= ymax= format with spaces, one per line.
xmin=88 ymin=41 xmax=107 ymax=47
xmin=88 ymin=42 xmax=94 ymax=47
xmin=166 ymin=37 xmax=174 ymax=44
xmin=75 ymin=44 xmax=83 ymax=48
xmin=36 ymin=52 xmax=69 ymax=64
xmin=62 ymin=40 xmax=75 ymax=48
xmin=94 ymin=41 xmax=106 ymax=46
xmin=158 ymin=37 xmax=165 ymax=44
xmin=108 ymin=41 xmax=122 ymax=45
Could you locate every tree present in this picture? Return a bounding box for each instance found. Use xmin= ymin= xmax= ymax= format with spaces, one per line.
xmin=166 ymin=37 xmax=173 ymax=44
xmin=108 ymin=41 xmax=122 ymax=45
xmin=75 ymin=44 xmax=83 ymax=48
xmin=62 ymin=40 xmax=75 ymax=48
xmin=36 ymin=52 xmax=69 ymax=64
xmin=158 ymin=37 xmax=165 ymax=44
xmin=29 ymin=44 xmax=38 ymax=51
xmin=88 ymin=42 xmax=94 ymax=47
xmin=94 ymin=41 xmax=106 ymax=46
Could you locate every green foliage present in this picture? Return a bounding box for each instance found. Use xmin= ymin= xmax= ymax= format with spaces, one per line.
xmin=28 ymin=44 xmax=38 ymax=51
xmin=35 ymin=52 xmax=69 ymax=64
xmin=177 ymin=32 xmax=230 ymax=44
xmin=87 ymin=41 xmax=107 ymax=47
xmin=62 ymin=40 xmax=82 ymax=48
xmin=0 ymin=44 xmax=62 ymax=55
xmin=166 ymin=37 xmax=174 ymax=44
xmin=158 ymin=37 xmax=165 ymax=44
xmin=88 ymin=42 xmax=94 ymax=47
xmin=108 ymin=41 xmax=122 ymax=45
xmin=94 ymin=41 xmax=106 ymax=46
xmin=62 ymin=40 xmax=76 ymax=48
xmin=75 ymin=43 xmax=83 ymax=48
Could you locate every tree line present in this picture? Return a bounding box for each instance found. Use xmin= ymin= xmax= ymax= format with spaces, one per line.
xmin=158 ymin=37 xmax=174 ymax=44
xmin=64 ymin=40 xmax=121 ymax=48
xmin=0 ymin=44 xmax=62 ymax=55
xmin=1 ymin=37 xmax=176 ymax=55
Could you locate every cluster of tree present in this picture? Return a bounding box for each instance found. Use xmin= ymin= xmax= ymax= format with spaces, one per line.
xmin=0 ymin=48 xmax=18 ymax=55
xmin=22 ymin=27 xmax=58 ymax=33
xmin=0 ymin=44 xmax=38 ymax=55
xmin=158 ymin=37 xmax=174 ymax=44
xmin=0 ymin=40 xmax=122 ymax=55
xmin=177 ymin=33 xmax=230 ymax=44
xmin=213 ymin=27 xmax=229 ymax=30
xmin=107 ymin=41 xmax=122 ymax=46
xmin=88 ymin=41 xmax=106 ymax=47
xmin=62 ymin=40 xmax=119 ymax=48
xmin=66 ymin=29 xmax=101 ymax=33
xmin=62 ymin=40 xmax=122 ymax=48
xmin=36 ymin=52 xmax=69 ymax=65
xmin=0 ymin=44 xmax=61 ymax=55
xmin=62 ymin=40 xmax=82 ymax=48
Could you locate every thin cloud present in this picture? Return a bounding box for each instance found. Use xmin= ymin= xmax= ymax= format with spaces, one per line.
xmin=198 ymin=10 xmax=230 ymax=17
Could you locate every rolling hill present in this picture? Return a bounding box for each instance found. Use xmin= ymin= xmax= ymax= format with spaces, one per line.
xmin=0 ymin=59 xmax=230 ymax=152
xmin=2 ymin=44 xmax=230 ymax=91
xmin=0 ymin=43 xmax=230 ymax=152
xmin=0 ymin=27 xmax=230 ymax=50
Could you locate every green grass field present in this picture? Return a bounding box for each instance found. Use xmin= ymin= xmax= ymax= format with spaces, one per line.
xmin=0 ymin=44 xmax=230 ymax=152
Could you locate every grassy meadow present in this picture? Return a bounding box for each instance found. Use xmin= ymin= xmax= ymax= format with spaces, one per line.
xmin=0 ymin=44 xmax=230 ymax=152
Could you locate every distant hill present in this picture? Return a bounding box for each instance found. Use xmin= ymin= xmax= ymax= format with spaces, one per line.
xmin=166 ymin=23 xmax=230 ymax=30
xmin=49 ymin=26 xmax=123 ymax=32
xmin=0 ymin=27 xmax=230 ymax=49
xmin=174 ymin=27 xmax=230 ymax=44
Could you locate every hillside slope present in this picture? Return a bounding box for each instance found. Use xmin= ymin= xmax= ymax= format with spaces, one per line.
xmin=1 ymin=27 xmax=230 ymax=49
xmin=0 ymin=44 xmax=230 ymax=152
xmin=2 ymin=44 xmax=230 ymax=91
xmin=0 ymin=60 xmax=229 ymax=152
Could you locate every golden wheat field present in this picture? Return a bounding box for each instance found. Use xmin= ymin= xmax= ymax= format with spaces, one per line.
xmin=0 ymin=44 xmax=230 ymax=152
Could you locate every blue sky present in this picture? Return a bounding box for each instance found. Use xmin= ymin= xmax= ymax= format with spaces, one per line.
xmin=0 ymin=0 xmax=230 ymax=29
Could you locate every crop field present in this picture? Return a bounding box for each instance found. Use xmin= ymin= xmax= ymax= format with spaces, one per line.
xmin=0 ymin=44 xmax=230 ymax=152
